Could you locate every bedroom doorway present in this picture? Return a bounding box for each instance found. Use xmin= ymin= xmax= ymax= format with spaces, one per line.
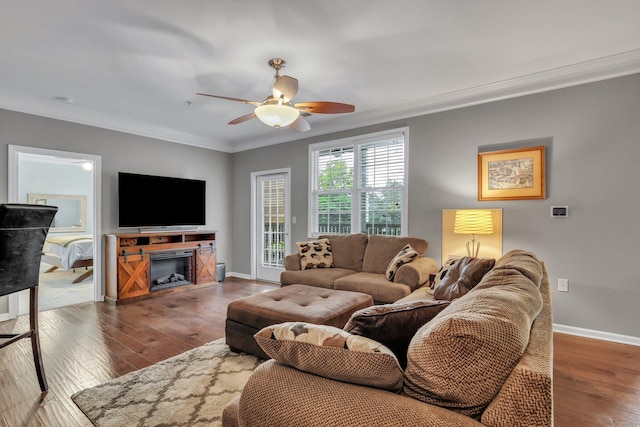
xmin=251 ymin=168 xmax=291 ymax=282
xmin=6 ymin=145 xmax=102 ymax=317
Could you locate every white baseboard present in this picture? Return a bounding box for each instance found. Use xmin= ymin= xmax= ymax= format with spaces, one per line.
xmin=553 ymin=323 xmax=640 ymax=347
xmin=0 ymin=313 xmax=10 ymax=322
xmin=226 ymin=272 xmax=252 ymax=280
xmin=226 ymin=272 xmax=280 ymax=284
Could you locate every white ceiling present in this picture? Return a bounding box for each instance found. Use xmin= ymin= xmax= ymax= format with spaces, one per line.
xmin=2 ymin=1 xmax=640 ymax=153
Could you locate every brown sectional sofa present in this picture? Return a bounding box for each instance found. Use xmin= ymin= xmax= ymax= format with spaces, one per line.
xmin=280 ymin=233 xmax=439 ymax=303
xmin=224 ymin=250 xmax=553 ymax=426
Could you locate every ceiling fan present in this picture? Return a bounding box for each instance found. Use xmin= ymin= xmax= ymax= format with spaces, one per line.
xmin=197 ymin=58 xmax=355 ymax=132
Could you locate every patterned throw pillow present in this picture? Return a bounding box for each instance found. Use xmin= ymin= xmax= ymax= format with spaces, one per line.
xmin=296 ymin=238 xmax=334 ymax=269
xmin=430 ymin=257 xmax=459 ymax=289
xmin=254 ymin=322 xmax=404 ymax=391
xmin=385 ymin=244 xmax=419 ymax=281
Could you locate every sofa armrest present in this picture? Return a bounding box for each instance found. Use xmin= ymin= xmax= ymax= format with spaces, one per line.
xmin=229 ymin=360 xmax=484 ymax=427
xmin=394 ymin=256 xmax=438 ymax=290
xmin=284 ymin=253 xmax=301 ymax=271
xmin=480 ymin=263 xmax=553 ymax=427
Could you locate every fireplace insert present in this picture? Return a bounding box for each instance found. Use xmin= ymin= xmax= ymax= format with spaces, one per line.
xmin=149 ymin=251 xmax=193 ymax=291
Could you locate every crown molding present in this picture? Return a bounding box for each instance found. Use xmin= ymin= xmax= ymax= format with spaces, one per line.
xmin=383 ymin=48 xmax=640 ymax=122
xmin=2 ymin=49 xmax=640 ymax=153
xmin=230 ymin=49 xmax=640 ymax=152
xmin=0 ymin=90 xmax=234 ymax=153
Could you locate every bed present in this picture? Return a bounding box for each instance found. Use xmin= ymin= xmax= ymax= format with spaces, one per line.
xmin=41 ymin=234 xmax=94 ymax=284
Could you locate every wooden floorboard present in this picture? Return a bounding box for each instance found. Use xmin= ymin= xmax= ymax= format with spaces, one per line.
xmin=1 ymin=277 xmax=638 ymax=426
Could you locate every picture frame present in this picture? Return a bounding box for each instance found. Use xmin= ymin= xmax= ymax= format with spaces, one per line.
xmin=478 ymin=146 xmax=545 ymax=201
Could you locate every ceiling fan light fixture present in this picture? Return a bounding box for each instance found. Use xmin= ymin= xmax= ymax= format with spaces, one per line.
xmin=254 ymin=104 xmax=300 ymax=128
xmin=196 ymin=57 xmax=354 ymax=132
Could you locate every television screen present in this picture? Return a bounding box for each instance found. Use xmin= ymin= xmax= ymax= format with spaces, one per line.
xmin=118 ymin=172 xmax=206 ymax=228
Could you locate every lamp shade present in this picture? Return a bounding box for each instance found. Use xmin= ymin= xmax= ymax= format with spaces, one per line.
xmin=454 ymin=210 xmax=494 ymax=235
xmin=254 ymin=104 xmax=300 ymax=128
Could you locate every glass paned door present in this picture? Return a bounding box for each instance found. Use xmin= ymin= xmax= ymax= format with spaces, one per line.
xmin=256 ymin=172 xmax=289 ymax=282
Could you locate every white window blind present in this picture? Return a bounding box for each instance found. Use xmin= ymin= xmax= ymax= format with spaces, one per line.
xmin=312 ymin=146 xmax=354 ymax=234
xmin=358 ymin=136 xmax=405 ymax=235
xmin=310 ymin=129 xmax=407 ymax=236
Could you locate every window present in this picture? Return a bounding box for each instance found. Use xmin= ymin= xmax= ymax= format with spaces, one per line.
xmin=310 ymin=129 xmax=407 ymax=236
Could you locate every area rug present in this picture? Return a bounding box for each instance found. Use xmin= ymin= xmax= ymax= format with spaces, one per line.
xmin=71 ymin=339 xmax=262 ymax=427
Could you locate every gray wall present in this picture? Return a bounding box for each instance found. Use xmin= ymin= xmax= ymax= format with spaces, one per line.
xmin=0 ymin=109 xmax=233 ymax=295
xmin=231 ymin=73 xmax=640 ymax=338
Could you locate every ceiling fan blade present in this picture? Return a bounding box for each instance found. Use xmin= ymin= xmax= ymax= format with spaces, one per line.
xmin=228 ymin=112 xmax=257 ymax=125
xmin=196 ymin=93 xmax=262 ymax=106
xmin=294 ymin=102 xmax=355 ymax=114
xmin=290 ymin=116 xmax=311 ymax=132
xmin=272 ymin=76 xmax=298 ymax=102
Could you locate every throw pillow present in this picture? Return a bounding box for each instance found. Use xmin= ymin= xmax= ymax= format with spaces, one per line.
xmin=433 ymin=257 xmax=495 ymax=301
xmin=254 ymin=322 xmax=404 ymax=391
xmin=296 ymin=238 xmax=334 ymax=269
xmin=431 ymin=257 xmax=459 ymax=289
xmin=385 ymin=244 xmax=419 ymax=281
xmin=344 ymin=300 xmax=450 ymax=368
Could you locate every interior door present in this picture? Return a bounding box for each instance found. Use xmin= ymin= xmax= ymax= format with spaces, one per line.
xmin=255 ymin=171 xmax=290 ymax=282
xmin=5 ymin=145 xmax=102 ymax=319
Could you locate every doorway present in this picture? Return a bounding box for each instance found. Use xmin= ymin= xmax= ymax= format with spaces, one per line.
xmin=251 ymin=169 xmax=291 ymax=282
xmin=7 ymin=145 xmax=102 ymax=317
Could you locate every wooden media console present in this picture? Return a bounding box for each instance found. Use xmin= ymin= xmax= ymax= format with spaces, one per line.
xmin=105 ymin=230 xmax=217 ymax=304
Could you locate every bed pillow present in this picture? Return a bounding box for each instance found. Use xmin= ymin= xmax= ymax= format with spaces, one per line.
xmin=385 ymin=244 xmax=419 ymax=281
xmin=344 ymin=300 xmax=450 ymax=368
xmin=254 ymin=322 xmax=403 ymax=391
xmin=433 ymin=257 xmax=495 ymax=301
xmin=296 ymin=238 xmax=334 ymax=269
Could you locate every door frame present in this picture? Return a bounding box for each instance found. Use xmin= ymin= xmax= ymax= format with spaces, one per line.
xmin=250 ymin=168 xmax=291 ymax=281
xmin=5 ymin=144 xmax=102 ymax=319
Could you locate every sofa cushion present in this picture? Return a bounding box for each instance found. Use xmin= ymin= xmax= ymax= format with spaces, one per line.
xmin=362 ymin=235 xmax=428 ymax=274
xmin=296 ymin=238 xmax=334 ymax=269
xmin=433 ymin=257 xmax=495 ymax=301
xmin=344 ymin=300 xmax=450 ymax=368
xmin=403 ymin=252 xmax=544 ymax=418
xmin=334 ymin=272 xmax=413 ymax=303
xmin=385 ymin=244 xmax=419 ymax=281
xmin=491 ymin=249 xmax=545 ymax=285
xmin=319 ymin=233 xmax=368 ymax=271
xmin=254 ymin=322 xmax=404 ymax=391
xmin=280 ymin=267 xmax=355 ymax=288
xmin=394 ymin=285 xmax=437 ymax=304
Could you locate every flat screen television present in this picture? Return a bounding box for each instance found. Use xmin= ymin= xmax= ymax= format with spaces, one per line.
xmin=118 ymin=172 xmax=206 ymax=228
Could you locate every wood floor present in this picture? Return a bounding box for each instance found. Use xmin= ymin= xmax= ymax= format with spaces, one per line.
xmin=0 ymin=277 xmax=638 ymax=427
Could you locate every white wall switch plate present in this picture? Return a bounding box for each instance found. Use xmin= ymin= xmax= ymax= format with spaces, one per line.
xmin=558 ymin=278 xmax=569 ymax=292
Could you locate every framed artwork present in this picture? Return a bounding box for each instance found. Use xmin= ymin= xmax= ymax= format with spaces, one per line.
xmin=478 ymin=146 xmax=545 ymax=201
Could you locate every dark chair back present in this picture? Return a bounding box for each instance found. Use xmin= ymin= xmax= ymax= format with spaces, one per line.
xmin=0 ymin=204 xmax=57 ymax=297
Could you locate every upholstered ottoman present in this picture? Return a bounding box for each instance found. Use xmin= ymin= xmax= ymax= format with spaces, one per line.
xmin=226 ymin=284 xmax=374 ymax=358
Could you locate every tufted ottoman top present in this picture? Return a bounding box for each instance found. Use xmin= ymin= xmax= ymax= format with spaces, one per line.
xmin=227 ymin=284 xmax=373 ymax=330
